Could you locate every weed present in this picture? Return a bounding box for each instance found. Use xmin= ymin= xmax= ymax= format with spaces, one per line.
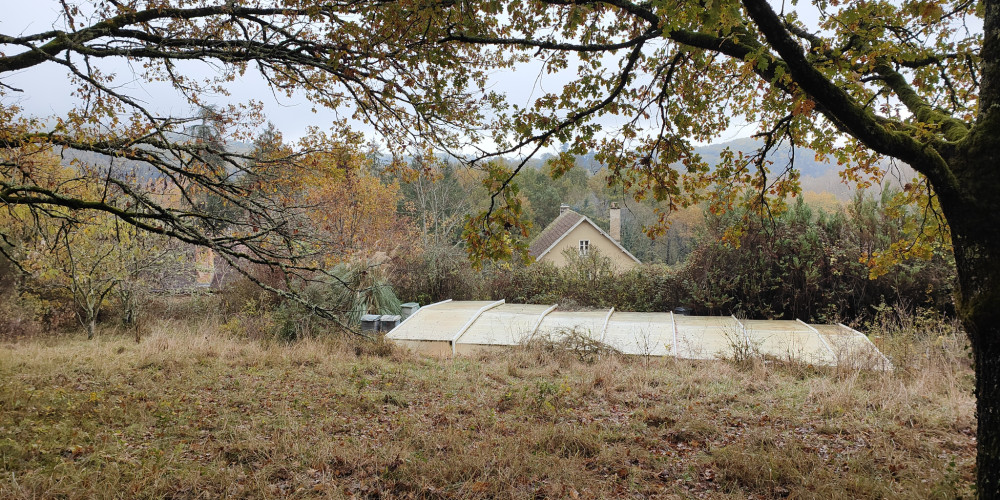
xmin=532 ymin=378 xmax=572 ymax=415
xmin=722 ymin=319 xmax=763 ymax=368
xmin=522 ymin=327 xmax=621 ymax=364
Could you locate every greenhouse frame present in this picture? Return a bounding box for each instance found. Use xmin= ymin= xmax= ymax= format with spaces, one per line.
xmin=386 ymin=300 xmax=892 ymax=370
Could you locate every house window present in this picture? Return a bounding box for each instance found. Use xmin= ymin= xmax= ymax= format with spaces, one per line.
xmin=579 ymin=240 xmax=590 ymax=256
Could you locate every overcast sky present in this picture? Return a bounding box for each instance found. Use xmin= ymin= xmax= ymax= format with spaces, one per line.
xmin=3 ymin=1 xmax=348 ymax=141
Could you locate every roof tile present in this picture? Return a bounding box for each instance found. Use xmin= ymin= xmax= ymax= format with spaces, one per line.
xmin=528 ymin=210 xmax=584 ymax=258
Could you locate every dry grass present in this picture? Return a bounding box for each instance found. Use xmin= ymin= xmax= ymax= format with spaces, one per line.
xmin=0 ymin=313 xmax=976 ymax=499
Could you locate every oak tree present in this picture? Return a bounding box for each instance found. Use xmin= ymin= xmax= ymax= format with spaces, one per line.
xmin=433 ymin=0 xmax=998 ymax=492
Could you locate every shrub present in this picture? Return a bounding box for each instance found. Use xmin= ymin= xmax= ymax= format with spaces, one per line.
xmin=327 ymin=261 xmax=401 ymax=327
xmin=676 ymin=194 xmax=955 ymax=322
xmin=0 ymin=292 xmax=46 ymax=339
xmin=218 ymin=276 xmax=281 ymax=318
xmin=389 ymin=244 xmax=486 ymax=304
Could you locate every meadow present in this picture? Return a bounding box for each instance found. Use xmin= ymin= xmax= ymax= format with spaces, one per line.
xmin=0 ymin=310 xmax=976 ymax=499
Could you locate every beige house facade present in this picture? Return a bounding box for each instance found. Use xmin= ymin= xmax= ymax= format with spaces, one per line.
xmin=528 ymin=203 xmax=641 ymax=271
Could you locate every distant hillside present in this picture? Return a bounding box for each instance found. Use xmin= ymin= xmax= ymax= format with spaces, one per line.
xmin=534 ymin=137 xmax=917 ymax=199
xmin=693 ymin=137 xmax=834 ymax=178
xmin=56 ymin=135 xmax=915 ymax=201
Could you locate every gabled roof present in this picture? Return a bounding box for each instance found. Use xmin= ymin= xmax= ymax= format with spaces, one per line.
xmin=528 ymin=209 xmax=641 ymax=264
xmin=528 ymin=210 xmax=584 ymax=258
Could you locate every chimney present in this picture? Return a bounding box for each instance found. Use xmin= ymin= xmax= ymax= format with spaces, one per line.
xmin=559 ymin=203 xmax=571 ymax=215
xmin=609 ymin=202 xmax=621 ymax=242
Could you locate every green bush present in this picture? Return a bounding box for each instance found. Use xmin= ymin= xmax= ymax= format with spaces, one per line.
xmin=677 ymin=194 xmax=955 ymax=321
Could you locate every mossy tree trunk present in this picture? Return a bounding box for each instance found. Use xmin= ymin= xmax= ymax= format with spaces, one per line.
xmin=972 ymin=340 xmax=1000 ymax=497
xmin=941 ymin=123 xmax=1000 ymax=497
xmin=951 ymin=224 xmax=1000 ymax=497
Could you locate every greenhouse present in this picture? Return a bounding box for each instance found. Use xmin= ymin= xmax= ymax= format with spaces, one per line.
xmin=386 ymin=300 xmax=892 ymax=370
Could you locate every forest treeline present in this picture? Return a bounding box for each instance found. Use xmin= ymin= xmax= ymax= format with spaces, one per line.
xmin=0 ymin=135 xmax=954 ymax=339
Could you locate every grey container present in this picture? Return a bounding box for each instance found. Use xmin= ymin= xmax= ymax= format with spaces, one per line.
xmin=400 ymin=302 xmax=420 ymax=320
xmin=360 ymin=314 xmax=381 ymax=332
xmin=378 ymin=315 xmax=402 ymax=332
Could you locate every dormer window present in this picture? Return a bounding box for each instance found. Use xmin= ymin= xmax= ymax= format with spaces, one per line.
xmin=579 ymin=240 xmax=590 ymax=256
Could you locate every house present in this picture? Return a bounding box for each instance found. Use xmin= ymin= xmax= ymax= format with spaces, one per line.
xmin=528 ymin=202 xmax=641 ymax=270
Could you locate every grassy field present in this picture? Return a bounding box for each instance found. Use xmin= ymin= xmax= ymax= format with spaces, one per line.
xmin=0 ymin=316 xmax=977 ymax=499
